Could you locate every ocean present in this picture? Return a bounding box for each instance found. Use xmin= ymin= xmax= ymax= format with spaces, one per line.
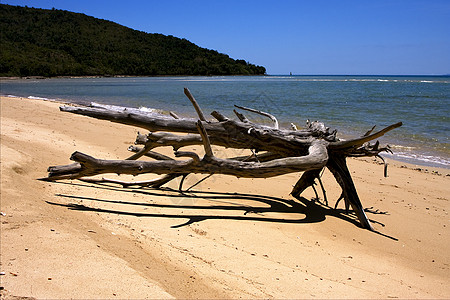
xmin=1 ymin=75 xmax=449 ymax=169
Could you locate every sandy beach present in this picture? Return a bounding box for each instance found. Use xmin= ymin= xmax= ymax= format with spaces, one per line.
xmin=1 ymin=95 xmax=449 ymax=299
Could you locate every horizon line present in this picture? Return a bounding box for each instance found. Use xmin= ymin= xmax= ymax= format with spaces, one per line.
xmin=268 ymin=74 xmax=450 ymax=77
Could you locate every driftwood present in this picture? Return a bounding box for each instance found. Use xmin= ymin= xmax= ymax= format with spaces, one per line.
xmin=45 ymin=88 xmax=402 ymax=230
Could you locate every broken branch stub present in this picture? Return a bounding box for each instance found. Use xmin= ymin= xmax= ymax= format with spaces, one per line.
xmin=46 ymin=89 xmax=402 ymax=230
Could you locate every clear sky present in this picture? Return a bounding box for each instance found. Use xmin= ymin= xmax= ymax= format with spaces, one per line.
xmin=2 ymin=0 xmax=449 ymax=75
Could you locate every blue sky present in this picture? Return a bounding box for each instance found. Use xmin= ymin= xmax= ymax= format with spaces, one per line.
xmin=2 ymin=0 xmax=449 ymax=75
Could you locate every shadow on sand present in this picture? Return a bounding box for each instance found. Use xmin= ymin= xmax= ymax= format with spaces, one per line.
xmin=45 ymin=181 xmax=397 ymax=240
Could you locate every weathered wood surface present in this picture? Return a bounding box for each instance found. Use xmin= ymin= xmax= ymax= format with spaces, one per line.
xmin=45 ymin=88 xmax=402 ymax=230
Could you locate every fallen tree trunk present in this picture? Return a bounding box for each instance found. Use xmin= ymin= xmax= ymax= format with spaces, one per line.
xmin=45 ymin=88 xmax=402 ymax=230
xmin=47 ymin=134 xmax=329 ymax=180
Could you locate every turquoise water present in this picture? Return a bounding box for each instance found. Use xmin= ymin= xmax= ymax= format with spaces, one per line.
xmin=1 ymin=75 xmax=449 ymax=168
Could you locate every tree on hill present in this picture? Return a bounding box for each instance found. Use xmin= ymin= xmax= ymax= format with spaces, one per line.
xmin=0 ymin=4 xmax=266 ymax=77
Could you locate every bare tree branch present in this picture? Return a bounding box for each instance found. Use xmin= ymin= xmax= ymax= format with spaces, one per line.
xmin=47 ymin=89 xmax=403 ymax=231
xmin=234 ymin=104 xmax=279 ymax=129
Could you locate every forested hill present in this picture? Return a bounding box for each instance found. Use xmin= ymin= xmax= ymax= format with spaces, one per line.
xmin=0 ymin=4 xmax=266 ymax=77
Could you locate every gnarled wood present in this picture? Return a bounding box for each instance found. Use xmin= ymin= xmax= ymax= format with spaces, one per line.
xmin=47 ymin=140 xmax=329 ymax=180
xmin=234 ymin=104 xmax=279 ymax=129
xmin=46 ymin=88 xmax=402 ymax=230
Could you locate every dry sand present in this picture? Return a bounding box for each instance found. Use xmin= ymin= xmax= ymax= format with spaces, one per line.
xmin=1 ymin=95 xmax=449 ymax=299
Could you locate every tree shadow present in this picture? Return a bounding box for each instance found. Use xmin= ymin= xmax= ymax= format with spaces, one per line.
xmin=45 ymin=181 xmax=397 ymax=240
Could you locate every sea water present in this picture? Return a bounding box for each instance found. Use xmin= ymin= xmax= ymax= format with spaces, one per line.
xmin=1 ymin=75 xmax=449 ymax=169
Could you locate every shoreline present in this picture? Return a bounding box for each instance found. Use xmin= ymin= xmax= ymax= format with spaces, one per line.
xmin=1 ymin=95 xmax=449 ymax=298
xmin=3 ymin=93 xmax=449 ymax=171
xmin=2 ymin=71 xmax=449 ymax=170
xmin=0 ymin=74 xmax=270 ymax=81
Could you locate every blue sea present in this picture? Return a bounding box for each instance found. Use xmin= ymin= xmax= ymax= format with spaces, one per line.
xmin=1 ymin=75 xmax=449 ymax=169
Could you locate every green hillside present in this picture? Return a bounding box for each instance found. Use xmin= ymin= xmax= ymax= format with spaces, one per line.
xmin=0 ymin=4 xmax=266 ymax=77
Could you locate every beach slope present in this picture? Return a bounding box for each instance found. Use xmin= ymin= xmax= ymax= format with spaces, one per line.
xmin=1 ymin=96 xmax=449 ymax=299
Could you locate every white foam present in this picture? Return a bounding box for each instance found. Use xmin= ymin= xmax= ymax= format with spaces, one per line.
xmin=27 ymin=96 xmax=49 ymax=100
xmin=90 ymin=102 xmax=163 ymax=116
xmin=389 ymin=144 xmax=417 ymax=151
xmin=138 ymin=106 xmax=158 ymax=113
xmin=385 ymin=152 xmax=450 ymax=168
